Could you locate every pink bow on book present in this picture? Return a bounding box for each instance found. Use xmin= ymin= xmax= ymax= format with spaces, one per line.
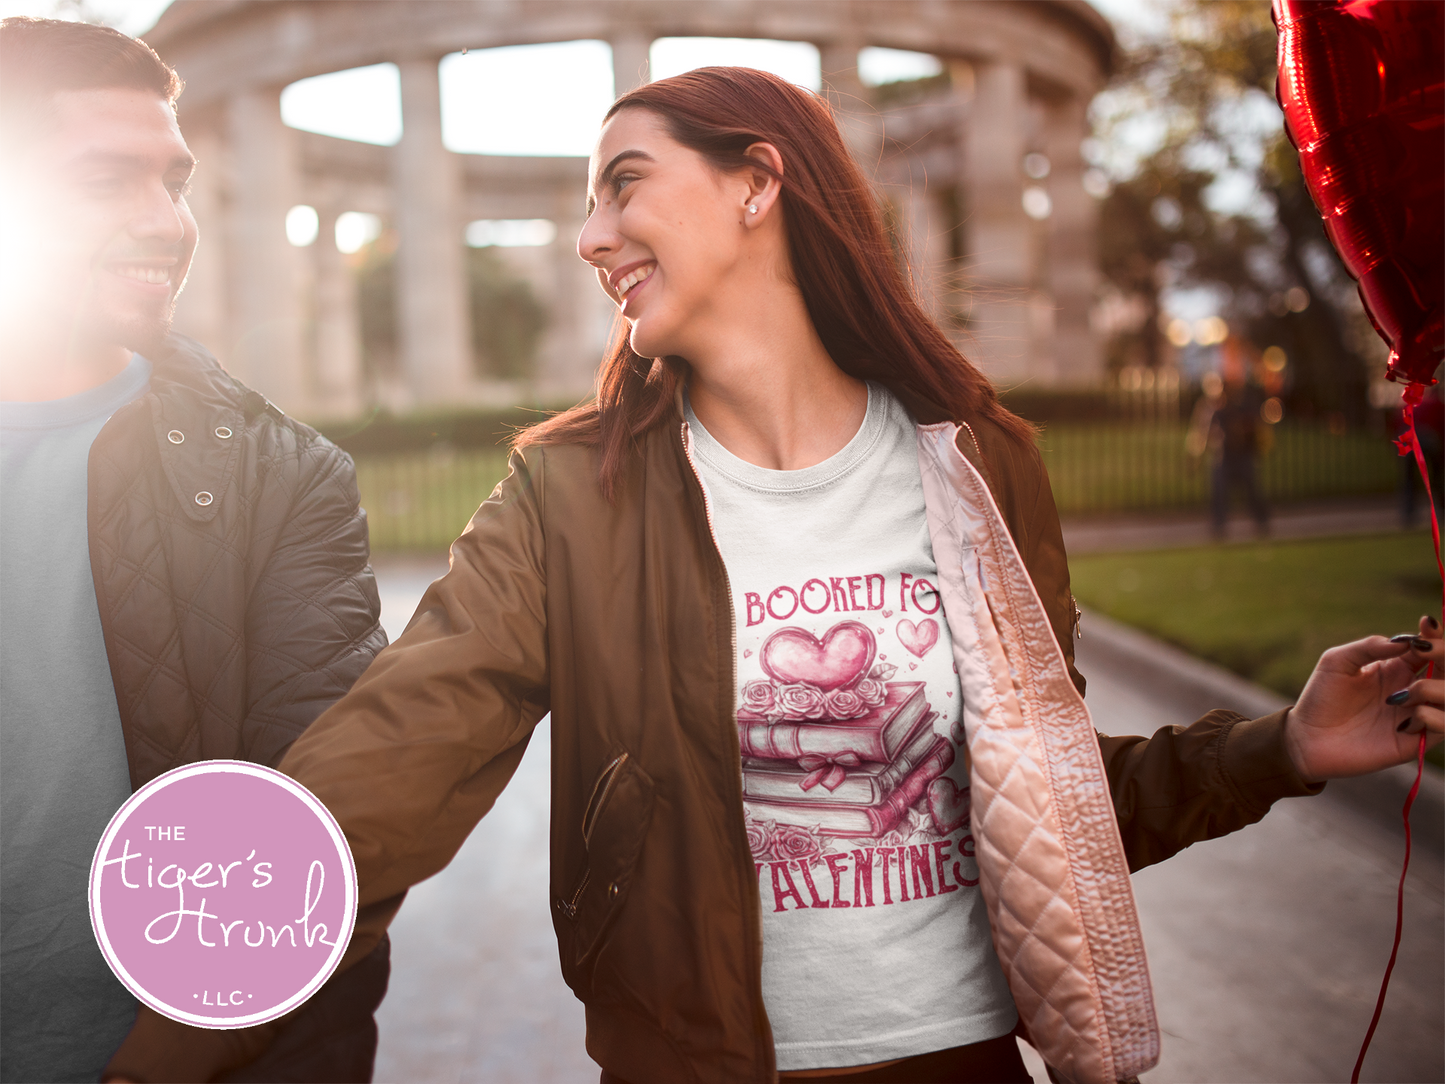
xmin=796 ymin=752 xmax=862 ymax=792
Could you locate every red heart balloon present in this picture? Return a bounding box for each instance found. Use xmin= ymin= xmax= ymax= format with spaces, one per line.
xmin=1274 ymin=0 xmax=1443 ymax=384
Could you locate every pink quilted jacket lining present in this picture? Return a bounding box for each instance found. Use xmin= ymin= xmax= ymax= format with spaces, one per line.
xmin=916 ymin=424 xmax=1160 ymax=1084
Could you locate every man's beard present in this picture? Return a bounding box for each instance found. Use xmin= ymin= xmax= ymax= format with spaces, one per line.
xmin=77 ymin=292 xmax=177 ymax=362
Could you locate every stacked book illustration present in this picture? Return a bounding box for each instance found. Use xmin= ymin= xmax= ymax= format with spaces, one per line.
xmin=738 ymin=621 xmax=955 ymax=838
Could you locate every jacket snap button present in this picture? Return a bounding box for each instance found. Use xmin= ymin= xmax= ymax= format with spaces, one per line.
xmin=607 ymin=881 xmax=620 ymax=899
xmin=194 ymin=491 xmax=214 ymax=507
xmin=214 ymin=426 xmax=233 ymax=440
xmin=167 ymin=430 xmax=184 ymax=444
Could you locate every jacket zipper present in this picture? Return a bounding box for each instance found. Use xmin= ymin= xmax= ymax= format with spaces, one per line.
xmin=582 ymin=752 xmax=629 ymax=845
xmin=678 ymin=419 xmax=774 ymax=1080
xmin=560 ymin=751 xmax=630 ymax=920
xmin=958 ymin=418 xmax=983 ymax=462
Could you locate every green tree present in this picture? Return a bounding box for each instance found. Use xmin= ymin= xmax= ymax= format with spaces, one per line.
xmin=1094 ymin=0 xmax=1372 ymax=421
xmin=353 ymin=236 xmax=548 ymax=384
xmin=466 ymin=246 xmax=548 ymax=382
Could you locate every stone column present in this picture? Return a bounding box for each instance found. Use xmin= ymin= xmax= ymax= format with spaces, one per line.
xmin=393 ymin=55 xmax=473 ymax=406
xmin=960 ymin=60 xmax=1032 ymax=384
xmin=1045 ymin=96 xmax=1103 ymax=387
xmin=610 ymin=32 xmax=651 ymax=97
xmin=536 ymin=198 xmax=600 ymax=400
xmin=818 ymin=41 xmax=880 ymax=169
xmin=895 ymin=186 xmax=951 ymax=321
xmin=226 ymin=87 xmax=309 ymax=413
xmin=169 ymin=124 xmax=228 ymax=358
xmin=312 ymin=199 xmax=365 ymax=417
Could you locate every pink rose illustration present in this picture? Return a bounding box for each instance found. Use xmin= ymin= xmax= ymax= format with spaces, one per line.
xmin=770 ymin=823 xmax=823 ymax=864
xmin=824 ymin=687 xmax=867 ymax=720
xmin=740 ymin=679 xmax=777 ymax=715
xmin=776 ymin=682 xmax=827 ymax=721
xmin=745 ymin=819 xmax=773 ymax=860
xmin=854 ymin=678 xmax=887 ymax=708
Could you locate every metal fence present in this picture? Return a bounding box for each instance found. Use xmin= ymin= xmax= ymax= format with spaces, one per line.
xmin=1037 ymin=420 xmax=1398 ymax=516
xmin=353 ymin=448 xmax=511 ymax=553
xmin=352 ymin=418 xmax=1401 ymax=551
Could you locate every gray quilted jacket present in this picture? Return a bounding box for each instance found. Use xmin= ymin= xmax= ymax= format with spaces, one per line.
xmin=88 ymin=335 xmax=391 ymax=1082
xmin=88 ymin=335 xmax=387 ymax=788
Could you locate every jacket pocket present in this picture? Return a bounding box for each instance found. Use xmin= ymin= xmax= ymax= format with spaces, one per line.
xmin=558 ymin=751 xmax=655 ymax=966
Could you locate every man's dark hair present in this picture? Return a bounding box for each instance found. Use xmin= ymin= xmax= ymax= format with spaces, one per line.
xmin=0 ymin=17 xmax=182 ymax=141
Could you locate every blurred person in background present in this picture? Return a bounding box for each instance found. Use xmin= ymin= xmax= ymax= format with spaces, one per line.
xmin=111 ymin=67 xmax=1444 ymax=1084
xmin=1207 ymin=336 xmax=1270 ymax=540
xmin=0 ymin=18 xmax=389 ymax=1083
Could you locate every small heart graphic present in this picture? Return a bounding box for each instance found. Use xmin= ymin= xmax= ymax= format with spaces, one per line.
xmin=759 ymin=621 xmax=876 ymax=691
xmin=928 ymin=778 xmax=971 ymax=836
xmin=909 ymin=662 xmax=918 ymax=670
xmin=879 ymin=654 xmax=887 ymax=660
xmin=877 ymin=627 xmax=885 ymax=634
xmin=897 ymin=618 xmax=939 ymax=659
xmin=950 ymin=717 xmax=966 ymax=745
xmin=743 ymin=649 xmax=753 ymax=658
xmin=945 ymin=691 xmax=953 ymax=697
xmin=882 ymin=609 xmax=893 ymax=618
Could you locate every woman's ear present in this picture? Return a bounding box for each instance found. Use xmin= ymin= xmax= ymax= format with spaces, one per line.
xmin=740 ymin=141 xmax=784 ymax=226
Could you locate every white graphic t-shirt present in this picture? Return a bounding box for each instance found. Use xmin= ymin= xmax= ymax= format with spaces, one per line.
xmin=684 ymin=384 xmax=1016 ymax=1071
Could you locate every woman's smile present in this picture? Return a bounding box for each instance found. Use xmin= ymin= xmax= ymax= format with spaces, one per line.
xmin=614 ymin=261 xmax=655 ymax=300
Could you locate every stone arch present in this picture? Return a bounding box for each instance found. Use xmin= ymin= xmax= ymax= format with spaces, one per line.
xmin=147 ymin=0 xmax=1115 ymax=415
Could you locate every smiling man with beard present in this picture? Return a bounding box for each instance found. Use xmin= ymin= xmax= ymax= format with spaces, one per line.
xmin=0 ymin=19 xmax=390 ymax=1083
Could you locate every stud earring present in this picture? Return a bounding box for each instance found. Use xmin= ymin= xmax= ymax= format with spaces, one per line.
xmin=748 ymin=203 xmax=759 ymax=214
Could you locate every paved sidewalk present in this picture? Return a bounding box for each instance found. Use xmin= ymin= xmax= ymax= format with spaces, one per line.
xmin=367 ymin=557 xmax=1443 ymax=1083
xmin=1061 ymin=497 xmax=1405 ymax=554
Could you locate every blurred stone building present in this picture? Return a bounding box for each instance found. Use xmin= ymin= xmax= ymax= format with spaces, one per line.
xmin=145 ymin=0 xmax=1115 ymax=419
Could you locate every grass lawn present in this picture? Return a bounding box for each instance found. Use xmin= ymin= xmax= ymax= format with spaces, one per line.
xmin=1069 ymin=531 xmax=1441 ymax=701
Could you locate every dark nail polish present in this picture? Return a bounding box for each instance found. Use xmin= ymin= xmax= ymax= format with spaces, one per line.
xmin=1397 ymin=718 xmax=1414 ymax=733
xmin=1389 ymin=634 xmax=1418 ymax=644
xmin=1427 ymin=616 xmax=1441 ymax=630
xmin=1412 ymin=637 xmax=1433 ymax=651
xmin=1386 ymin=689 xmax=1411 ymax=706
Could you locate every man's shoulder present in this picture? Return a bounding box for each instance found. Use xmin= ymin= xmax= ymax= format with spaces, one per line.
xmin=121 ymin=335 xmax=354 ymax=521
xmin=150 ymin=335 xmax=343 ymax=463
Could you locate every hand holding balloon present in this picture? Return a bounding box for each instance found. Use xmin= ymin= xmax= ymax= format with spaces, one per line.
xmin=1286 ymin=616 xmax=1443 ymax=784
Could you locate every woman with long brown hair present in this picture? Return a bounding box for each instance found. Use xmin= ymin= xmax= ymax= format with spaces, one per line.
xmin=107 ymin=67 xmax=1442 ymax=1084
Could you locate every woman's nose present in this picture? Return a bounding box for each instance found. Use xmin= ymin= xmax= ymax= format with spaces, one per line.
xmin=576 ymin=211 xmax=614 ymax=267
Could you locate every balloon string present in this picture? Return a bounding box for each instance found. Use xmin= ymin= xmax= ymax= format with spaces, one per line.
xmin=1354 ymin=391 xmax=1440 ymax=1082
xmin=1392 ymin=383 xmax=1444 ymax=612
xmin=1350 ymin=732 xmax=1427 ymax=1084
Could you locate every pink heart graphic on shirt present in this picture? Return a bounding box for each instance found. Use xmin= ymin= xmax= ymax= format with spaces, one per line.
xmin=882 ymin=609 xmax=893 ymax=618
xmin=877 ymin=627 xmax=885 ymax=635
xmin=928 ymin=778 xmax=971 ymax=836
xmin=909 ymin=662 xmax=918 ymax=670
xmin=946 ymin=691 xmax=953 ymax=697
xmin=897 ymin=618 xmax=939 ymax=659
xmin=743 ymin=649 xmax=753 ymax=658
xmin=760 ymin=621 xmax=876 ymax=691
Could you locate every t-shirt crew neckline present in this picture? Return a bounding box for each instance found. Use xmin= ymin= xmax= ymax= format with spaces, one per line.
xmin=684 ymin=382 xmax=889 ymax=495
xmin=0 ymin=353 xmax=152 ymax=430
